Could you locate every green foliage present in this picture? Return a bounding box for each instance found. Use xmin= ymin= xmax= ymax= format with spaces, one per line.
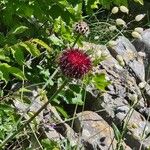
xmin=41 ymin=138 xmax=78 ymax=150
xmin=0 ymin=0 xmax=145 ymax=149
xmin=42 ymin=139 xmax=60 ymax=150
xmin=0 ymin=63 xmax=26 ymax=82
xmin=57 ymin=82 xmax=84 ymax=105
xmin=11 ymin=26 xmax=29 ymax=35
xmin=0 ymin=39 xmax=51 ymax=83
xmin=92 ymin=73 xmax=111 ymax=91
xmin=84 ymin=0 xmax=143 ymax=13
xmin=112 ymin=123 xmax=122 ymax=142
xmin=0 ymin=104 xmax=20 ymax=142
xmin=0 ymin=0 xmax=82 ymax=47
xmin=134 ymin=0 xmax=144 ymax=5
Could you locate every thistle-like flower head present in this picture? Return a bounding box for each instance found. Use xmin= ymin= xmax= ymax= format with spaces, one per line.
xmin=59 ymin=48 xmax=92 ymax=79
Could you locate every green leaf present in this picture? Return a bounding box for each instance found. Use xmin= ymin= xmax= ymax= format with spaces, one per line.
xmin=0 ymin=63 xmax=10 ymax=82
xmin=25 ymin=42 xmax=40 ymax=57
xmin=134 ymin=0 xmax=144 ymax=5
xmin=71 ymin=93 xmax=83 ymax=105
xmin=12 ymin=26 xmax=28 ymax=35
xmin=92 ymin=73 xmax=111 ymax=91
xmin=9 ymin=67 xmax=26 ymax=80
xmin=112 ymin=123 xmax=122 ymax=141
xmin=42 ymin=139 xmax=60 ymax=150
xmin=32 ymin=39 xmax=52 ymax=52
xmin=0 ymin=49 xmax=10 ymax=62
xmin=0 ymin=63 xmax=26 ymax=81
xmin=49 ymin=34 xmax=63 ymax=46
xmin=55 ymin=106 xmax=69 ymax=118
xmin=10 ymin=45 xmax=25 ymax=65
xmin=19 ymin=42 xmax=40 ymax=57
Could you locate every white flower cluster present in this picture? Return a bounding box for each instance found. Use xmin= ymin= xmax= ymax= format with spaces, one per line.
xmin=111 ymin=6 xmax=146 ymax=40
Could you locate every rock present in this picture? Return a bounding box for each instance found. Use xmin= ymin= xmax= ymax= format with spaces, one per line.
xmin=82 ymin=41 xmax=150 ymax=149
xmin=108 ymin=36 xmax=145 ymax=81
xmin=13 ymin=88 xmax=78 ymax=147
xmin=74 ymin=111 xmax=131 ymax=150
xmin=143 ymin=136 xmax=150 ymax=149
xmin=109 ymin=36 xmax=137 ymax=63
xmin=86 ymin=92 xmax=150 ymax=149
xmin=133 ymin=29 xmax=150 ymax=80
xmin=141 ymin=29 xmax=150 ymax=49
xmin=128 ymin=59 xmax=145 ymax=81
xmin=40 ymin=126 xmax=63 ymax=141
xmin=11 ymin=37 xmax=150 ymax=149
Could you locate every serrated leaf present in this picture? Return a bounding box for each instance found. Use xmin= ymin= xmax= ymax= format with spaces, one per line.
xmin=49 ymin=34 xmax=63 ymax=46
xmin=25 ymin=42 xmax=40 ymax=57
xmin=10 ymin=45 xmax=25 ymax=65
xmin=71 ymin=93 xmax=83 ymax=105
xmin=19 ymin=42 xmax=40 ymax=57
xmin=55 ymin=106 xmax=69 ymax=118
xmin=0 ymin=63 xmax=10 ymax=82
xmin=92 ymin=73 xmax=111 ymax=91
xmin=0 ymin=49 xmax=10 ymax=62
xmin=12 ymin=26 xmax=28 ymax=35
xmin=0 ymin=63 xmax=26 ymax=81
xmin=32 ymin=39 xmax=52 ymax=52
xmin=9 ymin=67 xmax=26 ymax=80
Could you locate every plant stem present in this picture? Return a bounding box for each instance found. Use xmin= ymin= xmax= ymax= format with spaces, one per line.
xmin=42 ymin=67 xmax=59 ymax=90
xmin=72 ymin=34 xmax=81 ymax=48
xmin=0 ymin=79 xmax=68 ymax=148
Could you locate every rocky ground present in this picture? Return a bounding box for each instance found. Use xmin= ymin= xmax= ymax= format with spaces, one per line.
xmin=13 ymin=29 xmax=150 ymax=150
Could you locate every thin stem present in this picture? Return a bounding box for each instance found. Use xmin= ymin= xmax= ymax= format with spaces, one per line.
xmin=42 ymin=67 xmax=59 ymax=90
xmin=0 ymin=79 xmax=68 ymax=148
xmin=13 ymin=68 xmax=59 ymax=132
xmin=117 ymin=101 xmax=136 ymax=149
xmin=72 ymin=34 xmax=81 ymax=48
xmin=29 ymin=124 xmax=44 ymax=150
xmin=77 ymin=83 xmax=86 ymax=150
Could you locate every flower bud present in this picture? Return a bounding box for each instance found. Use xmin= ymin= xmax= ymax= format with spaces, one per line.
xmin=138 ymin=81 xmax=146 ymax=89
xmin=108 ymin=40 xmax=117 ymax=47
xmin=128 ymin=93 xmax=138 ymax=102
xmin=111 ymin=7 xmax=119 ymax=14
xmin=101 ymin=51 xmax=109 ymax=57
xmin=138 ymin=51 xmax=146 ymax=58
xmin=109 ymin=25 xmax=117 ymax=31
xmin=135 ymin=14 xmax=146 ymax=22
xmin=116 ymin=55 xmax=125 ymax=66
xmin=116 ymin=18 xmax=126 ymax=27
xmin=131 ymin=31 xmax=142 ymax=39
xmin=74 ymin=21 xmax=90 ymax=36
xmin=94 ymin=36 xmax=99 ymax=40
xmin=96 ymin=50 xmax=102 ymax=57
xmin=120 ymin=6 xmax=129 ymax=14
xmin=134 ymin=27 xmax=143 ymax=33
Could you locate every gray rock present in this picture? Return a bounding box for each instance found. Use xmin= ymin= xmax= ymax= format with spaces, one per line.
xmin=134 ymin=29 xmax=150 ymax=80
xmin=82 ymin=42 xmax=150 ymax=149
xmin=141 ymin=29 xmax=150 ymax=49
xmin=109 ymin=36 xmax=145 ymax=81
xmin=143 ymin=136 xmax=150 ymax=149
xmin=109 ymin=36 xmax=137 ymax=63
xmin=128 ymin=59 xmax=145 ymax=81
xmin=74 ymin=111 xmax=131 ymax=150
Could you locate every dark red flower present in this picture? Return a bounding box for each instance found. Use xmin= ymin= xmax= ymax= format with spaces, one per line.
xmin=59 ymin=48 xmax=92 ymax=79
